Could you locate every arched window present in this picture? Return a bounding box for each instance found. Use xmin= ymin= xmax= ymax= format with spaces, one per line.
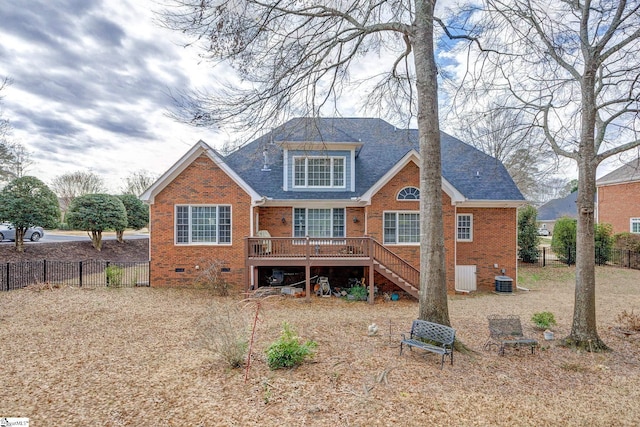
xmin=397 ymin=186 xmax=420 ymax=200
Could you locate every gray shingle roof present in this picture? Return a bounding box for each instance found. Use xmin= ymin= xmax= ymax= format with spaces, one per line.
xmin=224 ymin=117 xmax=524 ymax=201
xmin=596 ymin=158 xmax=640 ymax=186
xmin=537 ymin=191 xmax=578 ymax=221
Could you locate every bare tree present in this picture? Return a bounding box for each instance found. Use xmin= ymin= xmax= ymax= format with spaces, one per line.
xmin=449 ymin=108 xmax=556 ymax=202
xmin=6 ymin=142 xmax=33 ymax=179
xmin=0 ymin=77 xmax=16 ymax=184
xmin=454 ymin=0 xmax=640 ymax=349
xmin=160 ymin=0 xmax=451 ymax=324
xmin=121 ymin=170 xmax=158 ymax=196
xmin=50 ymin=171 xmax=107 ymax=214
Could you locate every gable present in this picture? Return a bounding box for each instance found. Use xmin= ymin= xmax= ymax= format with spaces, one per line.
xmin=597 ymin=158 xmax=640 ymax=187
xmin=141 ymin=141 xmax=260 ymax=204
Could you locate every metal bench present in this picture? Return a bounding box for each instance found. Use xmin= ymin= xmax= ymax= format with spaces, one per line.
xmin=484 ymin=314 xmax=538 ymax=355
xmin=400 ymin=320 xmax=456 ymax=368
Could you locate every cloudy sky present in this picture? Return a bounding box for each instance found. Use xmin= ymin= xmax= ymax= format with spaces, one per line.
xmin=3 ymin=0 xmax=620 ymax=195
xmin=0 ymin=0 xmax=224 ymax=191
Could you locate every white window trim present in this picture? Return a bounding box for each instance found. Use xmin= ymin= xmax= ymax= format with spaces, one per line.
xmin=631 ymin=218 xmax=640 ymax=234
xmin=397 ymin=186 xmax=420 ymax=201
xmin=293 ymin=207 xmax=345 ymax=240
xmin=383 ymin=210 xmax=421 ymax=245
xmin=457 ymin=213 xmax=473 ymax=242
xmin=292 ymin=156 xmax=346 ymax=189
xmin=174 ymin=204 xmax=232 ymax=245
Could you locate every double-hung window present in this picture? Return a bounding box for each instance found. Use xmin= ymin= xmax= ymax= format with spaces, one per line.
xmin=293 ymin=208 xmax=345 ymax=238
xmin=384 ymin=212 xmax=420 ymax=244
xmin=293 ymin=157 xmax=345 ymax=188
xmin=457 ymin=214 xmax=473 ymax=242
xmin=631 ymin=218 xmax=640 ymax=234
xmin=175 ymin=205 xmax=231 ymax=244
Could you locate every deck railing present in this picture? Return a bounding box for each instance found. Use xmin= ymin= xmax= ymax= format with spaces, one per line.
xmin=246 ymin=236 xmax=421 ymax=292
xmin=246 ymin=236 xmax=371 ymax=258
xmin=370 ymin=239 xmax=420 ymax=290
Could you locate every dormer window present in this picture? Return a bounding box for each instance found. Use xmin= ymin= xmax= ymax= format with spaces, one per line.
xmin=398 ymin=186 xmax=420 ymax=200
xmin=294 ymin=156 xmax=345 ymax=188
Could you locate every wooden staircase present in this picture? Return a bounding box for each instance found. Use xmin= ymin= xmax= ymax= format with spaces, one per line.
xmin=371 ymin=240 xmax=420 ymax=299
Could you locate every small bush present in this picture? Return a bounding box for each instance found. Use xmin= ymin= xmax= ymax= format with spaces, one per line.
xmin=266 ymin=322 xmax=317 ymax=370
xmin=551 ymin=217 xmax=576 ymax=264
xmin=105 ymin=265 xmax=124 ymax=287
xmin=616 ymin=310 xmax=640 ymax=332
xmin=201 ymin=302 xmax=248 ymax=368
xmin=531 ymin=311 xmax=557 ymax=330
xmin=348 ymin=286 xmax=368 ymax=301
xmin=613 ymin=232 xmax=640 ymax=252
xmin=194 ymin=260 xmax=231 ymax=296
xmin=595 ymin=223 xmax=613 ymax=265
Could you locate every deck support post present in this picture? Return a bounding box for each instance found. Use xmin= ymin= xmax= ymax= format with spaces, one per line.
xmin=305 ymin=264 xmax=311 ymax=302
xmin=368 ymin=264 xmax=375 ymax=304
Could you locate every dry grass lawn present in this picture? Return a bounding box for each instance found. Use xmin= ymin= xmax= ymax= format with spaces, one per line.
xmin=2 ymin=266 xmax=640 ymax=426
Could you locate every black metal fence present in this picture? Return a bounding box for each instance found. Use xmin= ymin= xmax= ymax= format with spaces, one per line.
xmin=0 ymin=260 xmax=150 ymax=291
xmin=519 ymin=247 xmax=640 ymax=269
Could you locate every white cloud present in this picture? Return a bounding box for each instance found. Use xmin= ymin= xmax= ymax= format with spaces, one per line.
xmin=0 ymin=0 xmax=221 ymax=192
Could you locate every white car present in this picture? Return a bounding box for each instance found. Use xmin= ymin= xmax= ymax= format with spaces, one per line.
xmin=537 ymin=228 xmax=550 ymax=236
xmin=0 ymin=223 xmax=45 ymax=242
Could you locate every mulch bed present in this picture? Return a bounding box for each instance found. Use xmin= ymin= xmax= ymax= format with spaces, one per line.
xmin=0 ymin=238 xmax=149 ymax=262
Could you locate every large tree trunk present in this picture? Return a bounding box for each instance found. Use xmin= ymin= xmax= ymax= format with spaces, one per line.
xmin=91 ymin=230 xmax=103 ymax=251
xmin=15 ymin=228 xmax=25 ymax=253
xmin=567 ymin=62 xmax=607 ymax=351
xmin=413 ymin=0 xmax=450 ymax=326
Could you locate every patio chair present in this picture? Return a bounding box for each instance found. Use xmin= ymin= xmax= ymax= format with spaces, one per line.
xmin=484 ymin=314 xmax=538 ymax=356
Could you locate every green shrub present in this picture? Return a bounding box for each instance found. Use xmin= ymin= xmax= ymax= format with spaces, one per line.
xmin=613 ymin=232 xmax=640 ymax=252
xmin=266 ymin=322 xmax=317 ymax=370
xmin=551 ymin=217 xmax=577 ymax=264
xmin=531 ymin=311 xmax=557 ymax=330
xmin=105 ymin=265 xmax=124 ymax=287
xmin=348 ymin=285 xmax=368 ymax=301
xmin=518 ymin=205 xmax=539 ymax=263
xmin=594 ymin=223 xmax=613 ymax=265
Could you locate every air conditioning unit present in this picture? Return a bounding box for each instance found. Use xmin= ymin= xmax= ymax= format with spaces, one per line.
xmin=495 ymin=276 xmax=513 ymax=293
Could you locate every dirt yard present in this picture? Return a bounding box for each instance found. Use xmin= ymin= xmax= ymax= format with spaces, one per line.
xmin=1 ymin=265 xmax=640 ymax=426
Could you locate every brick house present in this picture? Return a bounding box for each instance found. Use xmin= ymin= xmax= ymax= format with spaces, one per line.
xmin=596 ymin=158 xmax=640 ymax=234
xmin=141 ymin=118 xmax=525 ymax=301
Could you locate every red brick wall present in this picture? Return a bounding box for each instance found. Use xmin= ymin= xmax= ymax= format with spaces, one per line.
xmin=150 ymin=155 xmax=518 ymax=293
xmin=455 ymin=207 xmax=518 ymax=290
xmin=368 ymin=162 xmax=421 ymax=266
xmin=598 ymin=182 xmax=640 ymax=234
xmin=149 ymin=154 xmax=251 ymax=289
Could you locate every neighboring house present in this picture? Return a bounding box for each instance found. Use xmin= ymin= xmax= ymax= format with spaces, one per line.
xmin=141 ymin=118 xmax=525 ymax=300
xmin=596 ymin=158 xmax=640 ymax=234
xmin=536 ymin=191 xmax=578 ymax=233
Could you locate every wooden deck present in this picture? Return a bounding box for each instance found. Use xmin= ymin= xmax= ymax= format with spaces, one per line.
xmin=244 ymin=237 xmax=420 ymax=302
